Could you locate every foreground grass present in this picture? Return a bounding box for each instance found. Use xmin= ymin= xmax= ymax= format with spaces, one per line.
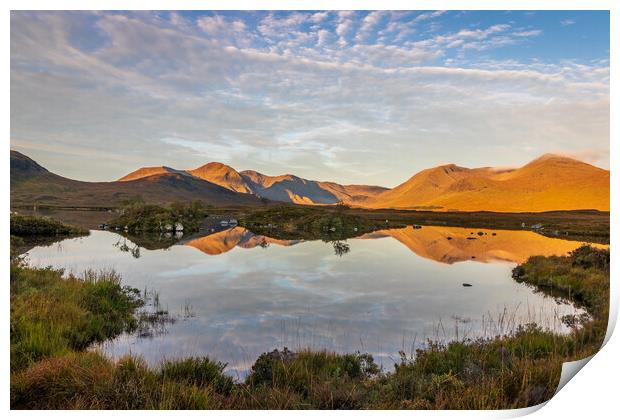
xmin=10 ymin=264 xmax=143 ymax=372
xmin=10 ymin=246 xmax=609 ymax=409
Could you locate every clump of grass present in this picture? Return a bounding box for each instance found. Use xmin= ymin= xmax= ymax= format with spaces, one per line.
xmin=10 ymin=214 xmax=88 ymax=236
xmin=10 ymin=353 xmax=216 ymax=409
xmin=377 ymin=324 xmax=565 ymax=409
xmin=10 ymin=264 xmax=143 ymax=372
xmin=513 ymin=245 xmax=609 ymax=317
xmin=243 ymin=348 xmax=379 ymax=409
xmin=160 ymin=357 xmax=234 ymax=394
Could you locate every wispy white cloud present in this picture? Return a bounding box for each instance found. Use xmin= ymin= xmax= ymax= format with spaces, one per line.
xmin=198 ymin=14 xmax=246 ymax=35
xmin=413 ymin=10 xmax=447 ymax=23
xmin=355 ymin=11 xmax=382 ymax=42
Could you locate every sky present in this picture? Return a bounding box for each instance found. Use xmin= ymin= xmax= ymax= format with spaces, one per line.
xmin=10 ymin=10 xmax=610 ymax=187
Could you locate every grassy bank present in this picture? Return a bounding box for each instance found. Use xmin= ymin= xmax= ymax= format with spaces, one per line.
xmin=239 ymin=205 xmax=404 ymax=241
xmin=10 ymin=213 xmax=88 ymax=236
xmin=10 ymin=264 xmax=143 ymax=373
xmin=10 ymin=246 xmax=609 ymax=409
xmin=108 ymin=201 xmax=208 ymax=234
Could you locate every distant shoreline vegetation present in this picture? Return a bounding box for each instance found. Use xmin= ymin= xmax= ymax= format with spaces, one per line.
xmin=11 ymin=203 xmax=610 ymax=245
xmin=107 ymin=199 xmax=209 ymax=235
xmin=9 ymin=241 xmax=610 ymax=409
xmin=239 ymin=204 xmax=406 ymax=241
xmin=10 ymin=213 xmax=90 ymax=258
xmin=10 ymin=213 xmax=88 ymax=237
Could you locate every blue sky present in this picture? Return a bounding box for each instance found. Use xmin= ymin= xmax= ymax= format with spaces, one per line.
xmin=11 ymin=11 xmax=609 ymax=186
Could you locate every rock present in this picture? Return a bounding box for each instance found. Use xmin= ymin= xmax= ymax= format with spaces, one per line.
xmin=164 ymin=223 xmax=173 ymax=232
xmin=174 ymin=222 xmax=184 ymax=232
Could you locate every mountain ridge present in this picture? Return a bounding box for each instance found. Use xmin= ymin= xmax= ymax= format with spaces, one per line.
xmin=10 ymin=150 xmax=262 ymax=208
xmin=364 ymin=154 xmax=609 ymax=212
xmin=118 ymin=162 xmax=389 ymax=205
xmin=11 ymin=150 xmax=609 ymax=212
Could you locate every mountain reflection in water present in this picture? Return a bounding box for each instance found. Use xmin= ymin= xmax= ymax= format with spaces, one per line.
xmin=185 ymin=227 xmax=302 ymax=255
xmin=182 ymin=225 xmax=606 ymax=265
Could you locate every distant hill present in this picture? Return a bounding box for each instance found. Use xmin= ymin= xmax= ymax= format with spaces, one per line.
xmin=119 ymin=162 xmax=388 ymax=205
xmin=118 ymin=166 xmax=190 ymax=182
xmin=10 ymin=151 xmax=262 ymax=207
xmin=11 ymin=150 xmax=610 ymax=212
xmin=188 ymin=162 xmax=254 ymax=194
xmin=364 ymin=154 xmax=609 ymax=212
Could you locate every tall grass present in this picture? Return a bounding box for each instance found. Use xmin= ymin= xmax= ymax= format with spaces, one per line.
xmin=10 ymin=263 xmax=143 ymax=372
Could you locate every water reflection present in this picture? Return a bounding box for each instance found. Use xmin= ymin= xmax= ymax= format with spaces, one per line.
xmin=165 ymin=225 xmax=605 ymax=265
xmin=184 ymin=228 xmax=302 ymax=255
xmin=331 ymin=240 xmax=350 ymax=257
xmin=20 ymin=226 xmax=605 ymax=379
xmin=360 ymin=225 xmax=608 ymax=264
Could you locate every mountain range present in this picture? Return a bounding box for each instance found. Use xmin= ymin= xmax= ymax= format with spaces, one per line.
xmin=118 ymin=161 xmax=388 ymax=205
xmin=11 ymin=150 xmax=610 ymax=212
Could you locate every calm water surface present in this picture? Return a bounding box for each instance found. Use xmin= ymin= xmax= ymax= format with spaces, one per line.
xmin=22 ymin=225 xmax=598 ymax=378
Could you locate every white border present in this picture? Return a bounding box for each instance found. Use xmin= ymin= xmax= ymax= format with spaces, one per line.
xmin=3 ymin=1 xmax=617 ymax=419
